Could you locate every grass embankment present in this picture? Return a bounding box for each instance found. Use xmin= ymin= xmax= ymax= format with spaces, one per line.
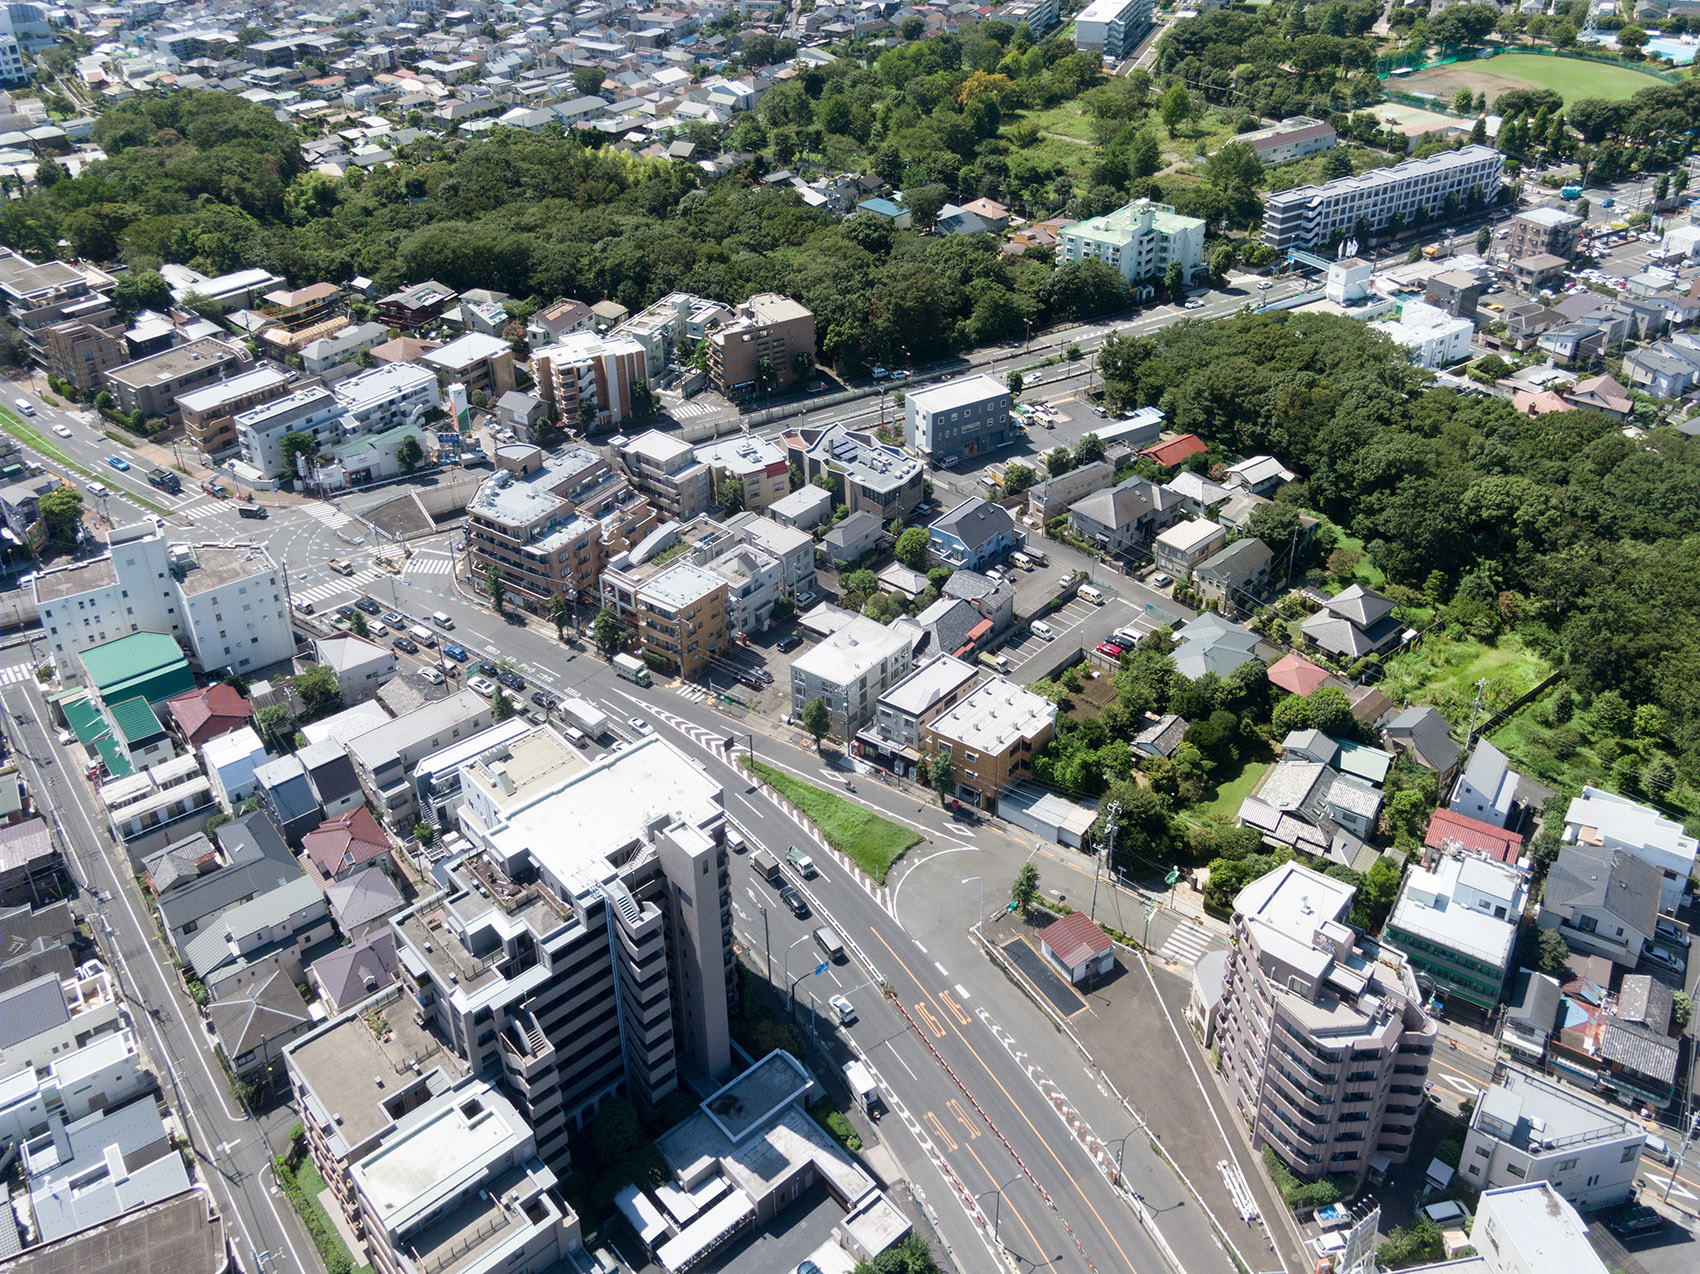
xmin=274 ymin=1155 xmax=370 ymax=1274
xmin=740 ymin=757 xmax=921 ymax=884
xmin=1 ymin=405 xmax=173 ymax=517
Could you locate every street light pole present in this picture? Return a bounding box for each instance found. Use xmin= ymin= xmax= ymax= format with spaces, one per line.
xmin=760 ymin=904 xmax=771 ymax=985
xmin=783 ymin=933 xmax=815 ymax=1013
xmin=962 ymin=876 xmax=984 ymax=935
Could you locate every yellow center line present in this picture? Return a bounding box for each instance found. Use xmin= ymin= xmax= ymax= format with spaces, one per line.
xmin=870 ymin=928 xmax=1141 ymax=1273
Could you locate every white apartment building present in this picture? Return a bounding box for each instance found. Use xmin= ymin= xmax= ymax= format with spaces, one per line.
xmin=1564 ymin=785 xmax=1699 ymax=916
xmin=1460 ymin=1070 xmax=1647 ymax=1211
xmin=530 ymin=331 xmax=648 ymax=427
xmin=1060 ymin=198 xmax=1205 ymax=285
xmin=790 ymin=615 xmax=916 ymax=740
xmin=334 ymin=361 xmax=442 ymax=434
xmin=1262 ymin=145 xmax=1504 ymax=250
xmin=611 ymin=292 xmax=732 ymax=379
xmin=725 ymin=511 xmax=817 ymax=598
xmin=1370 ymin=300 xmax=1475 ymax=369
xmin=1073 ymin=0 xmax=1153 ymax=60
xmin=705 ymin=543 xmax=786 ymax=636
xmin=32 ymin=527 xmax=290 ymax=677
xmin=1210 ymin=862 xmax=1436 ymax=1184
xmin=0 ymin=1029 xmax=149 ymax=1146
xmin=235 ymin=386 xmax=348 ymax=479
xmin=0 ymin=966 xmax=124 ymax=1082
xmin=1467 ymin=1182 xmax=1613 ymax=1274
xmin=617 ymin=430 xmax=714 ymax=521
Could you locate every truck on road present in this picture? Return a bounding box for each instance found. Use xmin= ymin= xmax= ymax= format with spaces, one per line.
xmin=751 ymin=850 xmax=782 ymax=884
xmin=843 ymin=1061 xmax=881 ymax=1117
xmin=146 ymin=467 xmax=181 ymax=493
xmin=612 ymin=653 xmax=652 ymax=687
xmin=561 ymin=697 xmax=609 ymax=738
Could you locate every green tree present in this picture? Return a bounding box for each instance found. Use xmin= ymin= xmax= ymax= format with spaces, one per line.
xmin=1165 ymin=259 xmax=1187 ymax=297
xmin=349 ymin=610 xmax=369 ymax=638
xmin=1674 ymin=991 xmax=1693 ymax=1031
xmin=395 ymin=434 xmax=424 ymax=474
xmin=1534 ymin=927 xmax=1573 ymax=977
xmin=1011 ymin=862 xmax=1040 ymax=912
xmin=38 ymin=486 xmax=84 ymax=543
xmin=279 ymin=431 xmax=318 ymax=479
xmin=486 ymin=564 xmax=506 ymax=614
xmin=1616 ymin=22 xmax=1647 ymax=54
xmin=1475 ymin=225 xmax=1492 ymax=254
xmin=792 ymin=350 xmax=815 ymax=382
xmin=1075 ymin=433 xmax=1105 ymax=465
xmin=547 ymin=592 xmax=569 ymax=640
xmin=573 ymin=66 xmax=606 ymax=97
xmin=293 ymin=663 xmax=343 ymax=719
xmin=718 ymin=476 xmax=746 ymax=512
xmin=1007 ymin=369 xmax=1024 ymax=396
xmin=109 ymin=269 xmax=172 ymax=319
xmin=1129 ymin=129 xmax=1162 ymax=180
xmin=256 ymin=702 xmax=293 ymax=750
xmin=577 ymin=398 xmax=597 ymax=432
xmin=1001 ymin=463 xmax=1036 ymax=495
xmin=1159 ymin=83 xmax=1192 ymax=134
xmin=931 ymin=751 xmax=957 ymax=804
xmin=413 ymin=823 xmax=435 ymax=848
xmin=895 ymin=525 xmax=931 ymax=568
xmin=630 ymin=379 xmax=657 ymax=417
xmin=1349 ymin=858 xmax=1403 ymax=931
xmin=593 ymin=606 xmax=622 ymax=656
xmin=801 ymin=696 xmax=832 ymax=747
xmin=492 ymin=685 xmax=514 ymax=722
xmin=1308 ymin=685 xmax=1353 ymax=735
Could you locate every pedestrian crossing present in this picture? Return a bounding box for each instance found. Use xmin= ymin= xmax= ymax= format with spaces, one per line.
xmin=668 ymin=400 xmax=719 ymax=419
xmin=674 ymin=683 xmax=710 ymax=703
xmin=0 ymin=664 xmax=34 ymax=687
xmin=405 ymin=558 xmax=455 ymax=576
xmin=290 ymin=568 xmax=385 ymax=606
xmin=304 ymin=504 xmax=355 ymax=529
xmin=174 ymin=501 xmax=222 ymax=522
xmin=1158 ymin=921 xmax=1215 ymax=967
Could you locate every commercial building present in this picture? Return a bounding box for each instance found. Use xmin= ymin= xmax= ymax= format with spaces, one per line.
xmin=104 ymin=338 xmax=251 ymax=425
xmin=464 ymin=445 xmax=654 ymax=609
xmin=705 ymin=293 xmax=816 ymax=397
xmin=905 ymin=374 xmax=1014 ymax=462
xmin=1459 ymin=1070 xmax=1646 ymax=1210
xmin=1382 ymin=850 xmax=1526 ymax=1015
xmin=1072 ymin=0 xmax=1154 ymax=60
xmin=175 ymin=366 xmax=293 ymax=456
xmin=1060 ymin=198 xmax=1205 ymax=285
xmin=392 ymin=734 xmax=736 ymax=1176
xmin=530 ymin=331 xmax=649 ymax=428
xmin=1236 ymin=116 xmax=1337 ymax=166
xmin=1261 ymin=146 xmax=1505 ymax=250
xmin=855 ymin=655 xmax=981 ymax=780
xmin=1210 ymin=862 xmax=1436 ymax=1184
xmin=234 ymin=386 xmax=347 ymax=479
xmin=693 ymin=435 xmax=790 ymax=513
xmin=1563 ymin=785 xmax=1698 ymax=916
xmin=33 ymin=527 xmax=291 ymax=679
xmin=346 ymin=690 xmax=496 ymax=830
xmin=920 ymin=677 xmax=1055 ymax=811
xmin=790 ymin=615 xmax=915 ymax=740
xmin=617 ymin=431 xmax=715 ymax=522
xmin=790 ymin=423 xmax=925 ymax=521
xmin=334 ymin=362 xmax=441 ymax=436
xmin=1506 ymin=206 xmax=1585 ymax=262
xmin=635 ymin=562 xmax=729 ymax=679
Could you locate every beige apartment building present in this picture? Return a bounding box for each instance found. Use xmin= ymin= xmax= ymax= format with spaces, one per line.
xmin=105 ymin=337 xmax=251 ymax=424
xmin=919 ymin=677 xmax=1055 ymax=812
xmin=616 ymin=430 xmax=714 ymax=521
xmin=175 ymin=366 xmax=294 ymax=455
xmin=530 ymin=331 xmax=648 ymax=428
xmin=636 ymin=562 xmax=728 ymax=680
xmin=464 ymin=445 xmax=654 ymax=608
xmin=706 ymin=293 xmax=816 ymax=396
xmin=1209 ymin=861 xmax=1435 ymax=1184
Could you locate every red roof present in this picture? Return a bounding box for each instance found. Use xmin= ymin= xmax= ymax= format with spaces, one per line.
xmin=1266 ymin=653 xmax=1331 ymax=698
xmin=1423 ymin=807 xmax=1526 ymax=865
xmin=302 ymin=807 xmax=392 ymax=878
xmin=1043 ymin=911 xmax=1113 ymax=969
xmin=164 ymin=683 xmax=253 ymax=747
xmin=1140 ymin=434 xmax=1208 ymax=468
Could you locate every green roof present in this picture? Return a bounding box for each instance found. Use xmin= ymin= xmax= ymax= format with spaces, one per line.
xmin=63 ymin=695 xmax=107 ymax=746
xmin=78 ymin=632 xmax=193 ymax=707
xmin=109 ymin=696 xmax=166 ymax=746
xmin=94 ymin=735 xmax=134 ymax=780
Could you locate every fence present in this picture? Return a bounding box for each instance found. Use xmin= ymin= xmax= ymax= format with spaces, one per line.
xmin=1476 ymin=669 xmax=1565 ymax=740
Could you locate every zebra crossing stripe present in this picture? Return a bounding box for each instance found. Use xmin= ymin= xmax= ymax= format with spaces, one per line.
xmin=0 ymin=665 xmax=33 ymax=686
xmin=1159 ymin=923 xmax=1213 ymax=966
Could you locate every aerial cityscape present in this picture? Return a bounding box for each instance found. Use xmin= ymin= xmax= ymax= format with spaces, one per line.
xmin=2 ymin=2 xmax=1700 ymax=1274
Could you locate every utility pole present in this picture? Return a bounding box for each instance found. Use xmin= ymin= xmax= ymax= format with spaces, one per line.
xmin=1463 ymin=676 xmax=1489 ymax=752
xmin=1090 ymin=802 xmax=1119 ymax=921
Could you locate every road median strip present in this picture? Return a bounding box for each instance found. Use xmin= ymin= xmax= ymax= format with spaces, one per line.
xmin=738 ymin=756 xmax=921 ymax=884
xmin=2 ymin=406 xmax=172 ymax=517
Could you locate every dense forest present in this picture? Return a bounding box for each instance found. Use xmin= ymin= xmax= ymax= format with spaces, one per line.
xmin=1098 ymin=312 xmax=1700 ymax=771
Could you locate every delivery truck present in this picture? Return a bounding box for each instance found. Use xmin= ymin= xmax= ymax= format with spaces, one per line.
xmin=612 ymin=653 xmax=652 ymax=687
xmin=561 ymin=697 xmax=609 ymax=738
xmin=843 ymin=1060 xmax=881 ymax=1116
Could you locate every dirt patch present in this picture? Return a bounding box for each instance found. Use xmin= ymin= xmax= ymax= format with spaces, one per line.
xmin=1396 ymin=63 xmax=1535 ymax=107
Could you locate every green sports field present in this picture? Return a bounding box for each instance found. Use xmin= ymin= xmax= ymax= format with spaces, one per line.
xmin=1397 ymin=53 xmax=1666 ymax=106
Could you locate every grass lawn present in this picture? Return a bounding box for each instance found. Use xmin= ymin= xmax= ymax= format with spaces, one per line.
xmin=1303 ymin=510 xmax=1387 ymax=592
xmin=741 ymin=758 xmax=921 ymax=884
xmin=1264 ymin=145 xmax=1400 ymax=194
xmin=1377 ymin=632 xmax=1554 ymax=729
xmin=278 ymin=1156 xmax=370 ymax=1274
xmin=1477 ymin=53 xmax=1668 ymax=104
xmin=1195 ymin=747 xmax=1275 ymax=822
xmin=1 ymin=406 xmax=172 ymax=517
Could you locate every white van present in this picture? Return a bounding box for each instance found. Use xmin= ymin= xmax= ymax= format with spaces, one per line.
xmin=1645 ymin=1135 xmax=1677 ymax=1166
xmin=408 ymin=624 xmax=437 ymax=648
xmin=562 ymin=725 xmax=589 ymax=749
xmin=1029 ymin=620 xmax=1055 ymax=641
xmin=430 ymin=611 xmax=454 ymax=630
xmin=14 ymin=398 xmax=35 ymax=416
xmin=1079 ymin=584 xmax=1105 ymax=605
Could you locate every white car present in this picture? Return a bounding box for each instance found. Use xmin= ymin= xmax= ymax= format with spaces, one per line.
xmin=830 ymin=995 xmax=857 ymax=1026
xmin=1184 ymin=298 xmax=1206 ymax=310
xmin=628 ymin=716 xmax=654 ymax=736
xmin=86 ymin=482 xmax=109 ymax=498
xmin=420 ymin=666 xmax=445 ymax=685
xmin=52 ymin=424 xmax=72 ymax=439
xmin=467 ymin=675 xmax=497 ymax=697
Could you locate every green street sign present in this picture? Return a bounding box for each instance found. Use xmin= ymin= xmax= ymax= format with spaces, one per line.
xmin=1165 ymin=868 xmax=1179 ymax=885
xmin=1008 ymin=901 xmax=1019 ymax=912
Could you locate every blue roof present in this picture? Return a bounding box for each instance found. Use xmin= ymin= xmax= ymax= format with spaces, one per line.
xmin=858 ymin=198 xmax=905 ymax=217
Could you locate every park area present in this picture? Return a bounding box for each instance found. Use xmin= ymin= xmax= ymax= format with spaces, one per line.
xmin=1394 ymin=52 xmax=1668 ymax=106
xmin=1376 ymin=632 xmax=1553 ymax=729
xmin=741 ymin=758 xmax=921 ymax=883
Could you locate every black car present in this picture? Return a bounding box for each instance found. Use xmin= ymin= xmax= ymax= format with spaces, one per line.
xmin=474 ymin=660 xmax=498 ymax=676
xmin=354 ymin=597 xmax=381 ymax=615
xmin=530 ymin=691 xmax=551 ymax=709
xmin=393 ymin=635 xmax=418 ymax=654
xmin=779 ymin=885 xmax=809 ymax=919
xmin=738 ymin=672 xmax=764 ymax=690
xmin=756 ymin=668 xmax=774 ymax=684
xmin=776 ymin=634 xmax=803 ymax=653
xmin=498 ymin=671 xmax=525 ymax=691
xmin=1610 ymin=1207 xmax=1663 ymax=1239
xmin=335 ymin=604 xmax=356 ymax=620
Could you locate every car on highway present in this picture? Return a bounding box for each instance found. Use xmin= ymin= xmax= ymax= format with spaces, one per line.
xmin=779 ymin=885 xmax=809 ymax=918
xmin=52 ymin=423 xmax=72 ymax=438
xmin=1095 ymin=641 xmax=1125 ymax=660
xmin=393 ymin=635 xmax=418 ymax=653
xmin=468 ymin=675 xmax=497 ymax=697
xmin=106 ymin=455 xmax=130 ymax=471
xmin=776 ymin=633 xmax=803 ymax=653
xmin=381 ymin=610 xmax=405 ymax=628
xmin=1184 ymin=298 xmax=1206 ymax=310
xmin=496 ymin=670 xmax=525 ymax=691
xmin=354 ymin=597 xmax=381 ymax=615
xmin=829 ymin=995 xmax=856 ymax=1026
xmin=628 ymin=716 xmax=654 ymax=736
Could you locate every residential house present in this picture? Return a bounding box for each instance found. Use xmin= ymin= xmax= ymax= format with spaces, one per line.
xmin=1171 ymin=613 xmax=1262 ymax=681
xmin=323 ymin=867 xmax=405 ymax=941
xmin=1564 ymin=373 xmax=1632 ymax=418
xmin=1066 ymin=476 xmax=1185 ymax=555
xmin=1622 ymin=338 xmax=1700 ymax=398
xmin=928 ymin=498 xmax=1016 ymax=572
xmin=297 ymin=741 xmax=362 ymax=820
xmin=206 ymin=955 xmax=314 ymax=1085
xmin=791 ymin=615 xmax=915 ymax=740
xmin=1192 ymin=538 xmax=1274 ymax=613
xmin=1539 ymin=842 xmax=1661 ymax=968
xmin=181 ymin=873 xmax=333 ymax=984
xmin=313 ymin=633 xmax=397 ymax=705
xmin=1423 ymin=807 xmax=1525 ymax=866
xmin=1450 ymin=740 xmax=1522 ymax=829
xmin=1027 ymin=460 xmax=1115 ymax=524
xmin=252 ymin=754 xmax=322 ymax=844
xmin=1382 ymin=706 xmax=1462 ymax=774
xmin=1301 ymin=584 xmax=1403 ymax=660
xmin=1152 ymin=518 xmax=1227 ymax=579
xmin=1266 ymin=652 xmax=1332 ymax=698
xmin=1597 ymin=974 xmax=1681 ymax=1110
xmin=790 ymin=423 xmax=924 ymax=522
xmin=1238 ymin=758 xmax=1384 ymax=870
xmin=163 ymin=683 xmax=252 ymax=749
xmin=1223 ymin=455 xmax=1295 ymax=496
xmin=301 ymin=806 xmax=393 ymax=884
xmin=1133 ymin=714 xmax=1188 ymax=758
xmin=1502 ymin=968 xmax=1564 ymax=1064
xmin=942 ymin=571 xmax=1016 ymax=636
xmin=200 ymin=727 xmax=267 ymax=812
xmin=1563 ymin=786 xmax=1699 ymax=915
xmin=375 ymin=280 xmax=457 ymax=330
xmin=822 ymin=509 xmax=885 ymax=564
xmin=308 ymin=929 xmax=402 ymax=1012
xmin=149 ymin=813 xmax=300 ymax=953
xmin=1163 ymin=470 xmax=1230 ymax=518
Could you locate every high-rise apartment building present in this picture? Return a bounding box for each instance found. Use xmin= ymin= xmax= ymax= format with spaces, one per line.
xmin=1073 ymin=0 xmax=1154 ymax=60
xmin=1210 ymin=862 xmax=1435 ymax=1184
xmin=704 ymin=293 xmax=816 ymax=397
xmin=530 ymin=332 xmax=649 ymax=428
xmin=1262 ymin=146 xmax=1504 ymax=250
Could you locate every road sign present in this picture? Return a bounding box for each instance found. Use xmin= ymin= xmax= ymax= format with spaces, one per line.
xmin=1165 ymin=868 xmax=1179 ymax=885
xmin=1007 ymin=901 xmax=1019 ymax=912
xmin=814 ymin=962 xmax=829 ymax=977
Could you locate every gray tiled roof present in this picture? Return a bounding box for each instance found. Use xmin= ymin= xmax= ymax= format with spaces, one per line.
xmin=0 ymin=974 xmax=69 ymax=1049
xmin=1543 ymin=843 xmax=1661 ymax=938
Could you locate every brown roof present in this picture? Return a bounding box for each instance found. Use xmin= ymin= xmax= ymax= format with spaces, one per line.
xmin=370 ymin=335 xmax=440 ymax=364
xmin=1266 ymin=653 xmax=1330 ymax=698
xmin=165 ymin=683 xmax=253 ymax=746
xmin=301 ymin=806 xmax=391 ymax=878
xmin=1042 ymin=911 xmax=1112 ymax=968
xmin=1423 ymin=808 xmax=1525 ymax=865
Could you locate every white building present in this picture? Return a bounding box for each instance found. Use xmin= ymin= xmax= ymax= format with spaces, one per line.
xmin=725 ymin=511 xmax=817 ymax=598
xmin=201 ymin=725 xmax=268 ymax=810
xmin=1564 ymin=785 xmax=1699 ymax=916
xmin=1371 ymin=300 xmax=1474 ymax=368
xmin=1460 ymin=1070 xmax=1646 ymax=1211
xmin=1073 ymin=0 xmax=1154 ymax=60
xmin=33 ymin=528 xmax=291 ymax=678
xmin=1462 ymin=1182 xmax=1612 ymax=1274
xmin=0 ymin=967 xmax=124 ymax=1082
xmin=1060 ymin=198 xmax=1205 ymax=285
xmin=1324 ymin=257 xmax=1374 ymax=306
xmin=313 ymin=633 xmax=397 ymax=705
xmin=234 ymin=386 xmax=348 ymax=479
xmin=1262 ymin=145 xmax=1504 ymax=250
xmin=790 ymin=615 xmax=916 ymax=740
xmin=905 ymin=374 xmax=1015 ymax=462
xmin=693 ymin=434 xmax=790 ymax=513
xmin=1450 ymin=739 xmax=1521 ymax=829
xmin=301 ymin=321 xmax=387 ymax=374
xmin=705 ymin=543 xmax=786 ymax=636
xmin=0 ymin=1029 xmax=150 ymax=1146
xmin=1383 ymin=850 xmax=1527 ymax=1015
xmin=333 ymin=361 xmax=441 ymax=434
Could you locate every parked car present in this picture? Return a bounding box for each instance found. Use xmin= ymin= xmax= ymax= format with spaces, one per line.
xmin=779 ymin=885 xmax=809 ymax=918
xmin=420 ymin=666 xmax=445 ymax=685
xmin=738 ymin=672 xmax=764 ymax=690
xmin=1654 ymin=917 xmax=1691 ymax=949
xmin=381 ymin=610 xmax=405 ymax=628
xmin=442 ymin=644 xmax=468 ymax=662
xmin=293 ymin=600 xmax=316 ymax=615
xmin=474 ymin=660 xmax=498 ymax=676
xmin=354 ymin=597 xmax=381 ymax=615
xmin=530 ymin=691 xmax=557 ymax=710
xmin=86 ymin=481 xmax=109 ymax=498
xmin=497 ymin=670 xmax=525 ymax=691
xmin=335 ymin=604 xmax=356 ymax=620
xmin=468 ymin=675 xmax=497 ymax=697
xmin=1184 ymin=298 xmax=1206 ymax=310
xmin=776 ymin=633 xmax=803 ymax=653
xmin=830 ymin=994 xmax=856 ymax=1025
xmin=436 ymin=660 xmax=459 ymax=679
xmin=1095 ymin=641 xmax=1124 ymax=659
xmin=1151 ymin=572 xmax=1174 ymax=588
xmin=393 ymin=635 xmax=418 ymax=654
xmin=1646 ymin=945 xmax=1687 ymax=975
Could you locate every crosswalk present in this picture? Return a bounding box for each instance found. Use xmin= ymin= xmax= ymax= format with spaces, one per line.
xmin=1158 ymin=921 xmax=1215 ymax=967
xmin=0 ymin=664 xmax=34 ymax=687
xmin=674 ymin=683 xmax=710 ymax=703
xmin=290 ymin=567 xmax=385 ymax=606
xmin=405 ymin=558 xmax=455 ymax=577
xmin=173 ymin=501 xmax=223 ymax=522
xmin=668 ymin=400 xmax=720 ymax=419
xmin=303 ymin=504 xmax=355 ymax=529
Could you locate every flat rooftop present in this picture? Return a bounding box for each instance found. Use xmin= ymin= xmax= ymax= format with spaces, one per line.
xmin=463 ymin=725 xmax=587 ymax=815
xmin=335 ymin=361 xmax=437 ymax=411
xmin=1476 ymin=1068 xmax=1640 ymax=1152
xmin=33 ymin=556 xmax=117 ymax=603
xmin=906 ymin=373 xmax=1007 ymax=414
xmin=792 ymin=616 xmax=911 ymax=685
xmin=694 ymin=434 xmax=785 ymax=475
xmin=702 ymin=1049 xmax=814 ymax=1142
xmin=423 ymin=331 xmax=508 ymax=370
xmin=106 ymin=338 xmax=242 ymax=387
xmin=175 ymin=544 xmax=277 ymax=596
xmin=3 ymin=1188 xmax=226 ymax=1274
xmin=640 ymin=561 xmax=725 ymax=610
xmin=352 ymin=1085 xmax=527 ymax=1233
xmin=174 ymin=365 xmax=289 ymax=413
xmin=928 ymin=677 xmax=1054 ymax=751
xmin=878 ymin=655 xmax=979 ymax=719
